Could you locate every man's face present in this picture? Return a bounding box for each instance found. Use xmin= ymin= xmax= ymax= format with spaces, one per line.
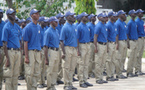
xmin=130 ymin=13 xmax=136 ymax=18
xmin=110 ymin=16 xmax=115 ymax=22
xmin=21 ymin=22 xmax=26 ymax=28
xmin=0 ymin=12 xmax=3 ymax=19
xmin=82 ymin=16 xmax=88 ymax=22
xmin=31 ymin=12 xmax=40 ymax=21
xmin=66 ymin=15 xmax=75 ymax=23
xmin=51 ymin=21 xmax=58 ymax=27
xmin=91 ymin=16 xmax=96 ymax=22
xmin=105 ymin=17 xmax=108 ymax=22
xmin=138 ymin=12 xmax=143 ymax=18
xmin=59 ymin=17 xmax=64 ymax=24
xmin=100 ymin=17 xmax=106 ymax=22
xmin=40 ymin=21 xmax=46 ymax=27
xmin=7 ymin=12 xmax=15 ymax=21
xmin=120 ymin=14 xmax=126 ymax=21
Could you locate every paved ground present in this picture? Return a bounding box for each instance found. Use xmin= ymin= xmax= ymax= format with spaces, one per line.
xmin=2 ymin=59 xmax=145 ymax=90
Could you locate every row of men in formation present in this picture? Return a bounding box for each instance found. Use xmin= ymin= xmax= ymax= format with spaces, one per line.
xmin=0 ymin=8 xmax=145 ymax=90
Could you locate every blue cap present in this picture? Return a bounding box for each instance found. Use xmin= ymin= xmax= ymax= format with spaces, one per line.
xmin=136 ymin=9 xmax=144 ymax=14
xmin=97 ymin=13 xmax=106 ymax=18
xmin=6 ymin=8 xmax=16 ymax=15
xmin=76 ymin=14 xmax=81 ymax=20
xmin=108 ymin=11 xmax=116 ymax=17
xmin=26 ymin=17 xmax=32 ymax=22
xmin=104 ymin=13 xmax=108 ymax=17
xmin=114 ymin=12 xmax=118 ymax=16
xmin=128 ymin=9 xmax=137 ymax=15
xmin=49 ymin=16 xmax=59 ymax=23
xmin=65 ymin=11 xmax=75 ymax=17
xmin=30 ymin=9 xmax=41 ymax=16
xmin=19 ymin=19 xmax=26 ymax=23
xmin=44 ymin=17 xmax=49 ymax=22
xmin=38 ymin=16 xmax=45 ymax=22
xmin=79 ymin=12 xmax=88 ymax=18
xmin=56 ymin=13 xmax=64 ymax=18
xmin=88 ymin=14 xmax=96 ymax=20
xmin=15 ymin=16 xmax=20 ymax=21
xmin=117 ymin=10 xmax=126 ymax=16
xmin=0 ymin=9 xmax=4 ymax=13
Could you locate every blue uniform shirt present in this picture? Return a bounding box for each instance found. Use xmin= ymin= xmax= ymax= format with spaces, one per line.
xmin=23 ymin=22 xmax=41 ymax=50
xmin=135 ymin=17 xmax=145 ymax=37
xmin=43 ymin=26 xmax=59 ymax=48
xmin=115 ymin=19 xmax=127 ymax=40
xmin=87 ymin=22 xmax=95 ymax=42
xmin=60 ymin=22 xmax=77 ymax=47
xmin=2 ymin=21 xmax=21 ymax=48
xmin=0 ymin=20 xmax=5 ymax=46
xmin=40 ymin=27 xmax=46 ymax=47
xmin=77 ymin=22 xmax=90 ymax=43
xmin=56 ymin=24 xmax=63 ymax=35
xmin=95 ymin=21 xmax=108 ymax=43
xmin=127 ymin=19 xmax=138 ymax=40
xmin=106 ymin=21 xmax=118 ymax=42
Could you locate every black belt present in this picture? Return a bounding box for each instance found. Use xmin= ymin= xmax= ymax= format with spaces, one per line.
xmin=139 ymin=37 xmax=144 ymax=39
xmin=108 ymin=41 xmax=116 ymax=44
xmin=80 ymin=42 xmax=90 ymax=44
xmin=49 ymin=47 xmax=59 ymax=51
xmin=90 ymin=41 xmax=94 ymax=43
xmin=0 ymin=46 xmax=2 ymax=48
xmin=129 ymin=39 xmax=137 ymax=41
xmin=119 ymin=40 xmax=127 ymax=41
xmin=98 ymin=42 xmax=107 ymax=45
xmin=31 ymin=49 xmax=40 ymax=52
xmin=7 ymin=48 xmax=20 ymax=51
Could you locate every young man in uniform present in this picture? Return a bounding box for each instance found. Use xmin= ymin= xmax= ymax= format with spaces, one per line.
xmin=2 ymin=8 xmax=21 ymax=90
xmin=0 ymin=9 xmax=5 ymax=90
xmin=77 ymin=12 xmax=93 ymax=88
xmin=23 ymin=9 xmax=41 ymax=90
xmin=43 ymin=16 xmax=60 ymax=90
xmin=135 ymin=9 xmax=145 ymax=75
xmin=94 ymin=13 xmax=108 ymax=84
xmin=60 ymin=11 xmax=78 ymax=90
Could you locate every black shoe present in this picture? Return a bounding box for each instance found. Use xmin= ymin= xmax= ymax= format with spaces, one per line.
xmin=116 ymin=75 xmax=127 ymax=79
xmin=73 ymin=77 xmax=78 ymax=82
xmin=103 ymin=71 xmax=107 ymax=76
xmin=57 ymin=80 xmax=64 ymax=84
xmin=111 ymin=76 xmax=119 ymax=81
xmin=42 ymin=84 xmax=47 ymax=87
xmin=18 ymin=83 xmax=21 ymax=86
xmin=106 ymin=77 xmax=115 ymax=81
xmin=64 ymin=86 xmax=72 ymax=90
xmin=84 ymin=82 xmax=93 ymax=86
xmin=90 ymin=74 xmax=95 ymax=78
xmin=80 ymin=83 xmax=88 ymax=88
xmin=18 ymin=76 xmax=25 ymax=80
xmin=127 ymin=73 xmax=135 ymax=77
xmin=135 ymin=72 xmax=145 ymax=75
xmin=122 ymin=69 xmax=127 ymax=72
xmin=37 ymin=84 xmax=44 ymax=88
xmin=71 ymin=86 xmax=77 ymax=90
xmin=101 ymin=79 xmax=108 ymax=83
xmin=96 ymin=80 xmax=103 ymax=84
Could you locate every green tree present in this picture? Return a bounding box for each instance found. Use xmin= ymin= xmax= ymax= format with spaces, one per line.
xmin=0 ymin=0 xmax=74 ymax=19
xmin=74 ymin=0 xmax=98 ymax=15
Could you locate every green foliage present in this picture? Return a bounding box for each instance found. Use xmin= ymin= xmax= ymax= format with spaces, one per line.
xmin=1 ymin=0 xmax=74 ymax=19
xmin=74 ymin=0 xmax=98 ymax=15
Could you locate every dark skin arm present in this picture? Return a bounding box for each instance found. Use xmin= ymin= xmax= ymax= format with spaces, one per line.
xmin=77 ymin=39 xmax=81 ymax=56
xmin=3 ymin=41 xmax=10 ymax=67
xmin=24 ymin=41 xmax=29 ymax=64
xmin=127 ymin=35 xmax=130 ymax=49
xmin=116 ymin=35 xmax=119 ymax=50
xmin=94 ymin=34 xmax=98 ymax=53
xmin=44 ymin=46 xmax=49 ymax=65
xmin=60 ymin=40 xmax=66 ymax=59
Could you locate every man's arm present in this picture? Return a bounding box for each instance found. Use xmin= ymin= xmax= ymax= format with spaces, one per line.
xmin=77 ymin=39 xmax=81 ymax=56
xmin=24 ymin=41 xmax=29 ymax=64
xmin=60 ymin=40 xmax=66 ymax=59
xmin=44 ymin=46 xmax=49 ymax=65
xmin=116 ymin=35 xmax=119 ymax=50
xmin=94 ymin=34 xmax=98 ymax=53
xmin=3 ymin=41 xmax=10 ymax=67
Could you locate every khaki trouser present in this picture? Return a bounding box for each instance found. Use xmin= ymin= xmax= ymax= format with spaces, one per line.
xmin=19 ymin=50 xmax=25 ymax=77
xmin=95 ymin=43 xmax=107 ymax=80
xmin=88 ymin=43 xmax=95 ymax=76
xmin=25 ymin=50 xmax=41 ymax=90
xmin=57 ymin=45 xmax=63 ymax=81
xmin=135 ymin=37 xmax=144 ymax=72
xmin=0 ymin=48 xmax=4 ymax=90
xmin=46 ymin=49 xmax=60 ymax=90
xmin=38 ymin=49 xmax=46 ymax=84
xmin=62 ymin=46 xmax=77 ymax=86
xmin=106 ymin=42 xmax=116 ymax=77
xmin=127 ymin=40 xmax=138 ymax=73
xmin=118 ymin=40 xmax=127 ymax=71
xmin=79 ymin=43 xmax=90 ymax=84
xmin=4 ymin=50 xmax=20 ymax=90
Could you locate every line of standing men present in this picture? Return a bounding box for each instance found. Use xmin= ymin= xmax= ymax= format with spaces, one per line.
xmin=0 ymin=8 xmax=145 ymax=90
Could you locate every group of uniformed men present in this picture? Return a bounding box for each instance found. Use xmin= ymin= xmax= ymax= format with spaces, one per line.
xmin=0 ymin=8 xmax=145 ymax=90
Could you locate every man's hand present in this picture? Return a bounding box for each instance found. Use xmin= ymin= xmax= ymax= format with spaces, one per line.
xmin=62 ymin=54 xmax=65 ymax=59
xmin=77 ymin=51 xmax=81 ymax=56
xmin=116 ymin=44 xmax=119 ymax=50
xmin=25 ymin=57 xmax=29 ymax=64
xmin=94 ymin=48 xmax=98 ymax=53
xmin=5 ymin=58 xmax=10 ymax=67
xmin=45 ymin=59 xmax=49 ymax=65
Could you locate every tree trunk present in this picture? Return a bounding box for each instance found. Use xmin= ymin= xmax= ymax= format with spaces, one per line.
xmin=5 ymin=0 xmax=14 ymax=8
